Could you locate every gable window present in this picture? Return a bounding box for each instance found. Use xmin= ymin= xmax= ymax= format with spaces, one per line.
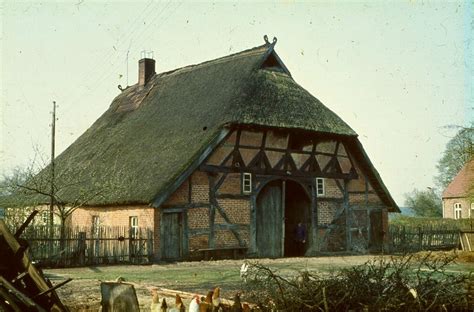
xmin=242 ymin=173 xmax=252 ymax=194
xmin=454 ymin=203 xmax=462 ymax=219
xmin=316 ymin=178 xmax=325 ymax=196
xmin=130 ymin=216 xmax=138 ymax=239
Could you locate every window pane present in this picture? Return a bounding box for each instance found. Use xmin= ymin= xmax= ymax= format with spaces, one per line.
xmin=316 ymin=178 xmax=325 ymax=196
xmin=242 ymin=173 xmax=252 ymax=193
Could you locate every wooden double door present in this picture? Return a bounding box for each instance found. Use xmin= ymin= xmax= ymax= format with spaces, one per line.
xmin=256 ymin=180 xmax=311 ymax=258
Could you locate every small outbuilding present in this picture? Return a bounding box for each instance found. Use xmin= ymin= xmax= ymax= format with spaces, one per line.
xmin=14 ymin=37 xmax=399 ymax=260
xmin=442 ymin=159 xmax=473 ymax=219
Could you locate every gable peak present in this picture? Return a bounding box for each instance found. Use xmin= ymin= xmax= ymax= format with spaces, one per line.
xmin=263 ymin=35 xmax=278 ymax=47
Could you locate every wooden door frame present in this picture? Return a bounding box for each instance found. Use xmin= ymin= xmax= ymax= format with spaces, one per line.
xmin=253 ymin=177 xmax=312 ymax=257
xmin=159 ymin=210 xmax=187 ymax=260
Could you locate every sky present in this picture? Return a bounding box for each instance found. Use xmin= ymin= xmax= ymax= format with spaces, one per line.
xmin=1 ymin=0 xmax=473 ymax=206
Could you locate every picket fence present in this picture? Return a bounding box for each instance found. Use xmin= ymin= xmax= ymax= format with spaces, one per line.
xmin=18 ymin=225 xmax=154 ymax=267
xmin=389 ymin=224 xmax=468 ymax=252
xmin=13 ymin=223 xmax=472 ymax=267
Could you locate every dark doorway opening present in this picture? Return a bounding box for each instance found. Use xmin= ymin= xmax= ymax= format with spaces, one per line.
xmin=369 ymin=210 xmax=384 ymax=252
xmin=256 ymin=179 xmax=311 ymax=258
xmin=284 ymin=180 xmax=311 ymax=257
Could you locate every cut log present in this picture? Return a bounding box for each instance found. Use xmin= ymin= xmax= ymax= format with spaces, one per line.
xmin=154 ymin=287 xmax=254 ymax=308
xmin=101 ymin=282 xmax=140 ymax=312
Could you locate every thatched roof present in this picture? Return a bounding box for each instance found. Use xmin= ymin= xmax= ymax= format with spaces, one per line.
xmin=5 ymin=40 xmax=398 ymax=211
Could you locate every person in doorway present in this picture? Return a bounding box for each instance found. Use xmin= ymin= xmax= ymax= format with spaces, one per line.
xmin=294 ymin=221 xmax=307 ymax=256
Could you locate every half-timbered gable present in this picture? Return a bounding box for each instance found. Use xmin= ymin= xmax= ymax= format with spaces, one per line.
xmin=154 ymin=125 xmax=393 ymax=259
xmin=13 ymin=37 xmax=398 ymax=261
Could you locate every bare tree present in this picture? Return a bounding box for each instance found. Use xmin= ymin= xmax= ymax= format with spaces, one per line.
xmin=1 ymin=158 xmax=104 ymax=251
xmin=435 ymin=126 xmax=473 ymax=190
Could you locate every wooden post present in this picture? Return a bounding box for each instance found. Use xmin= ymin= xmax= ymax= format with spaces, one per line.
xmin=182 ymin=211 xmax=189 ymax=259
xmin=418 ymin=226 xmax=423 ymax=251
xmin=146 ymin=229 xmax=153 ymax=263
xmin=281 ymin=180 xmax=286 ymax=257
xmin=249 ymin=194 xmax=257 ymax=255
xmin=208 ymin=174 xmax=216 ymax=249
xmin=78 ymin=232 xmax=86 ymax=266
xmin=427 ymin=225 xmax=433 ymax=249
xmin=401 ymin=226 xmax=406 ymax=252
xmin=310 ymin=179 xmax=318 ymax=254
xmin=364 ymin=175 xmax=371 ymax=246
xmin=49 ymin=101 xmax=56 ymax=257
xmin=343 ymin=179 xmax=351 ymax=251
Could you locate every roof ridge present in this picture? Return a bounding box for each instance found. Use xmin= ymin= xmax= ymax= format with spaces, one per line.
xmin=156 ymin=43 xmax=270 ymax=78
xmin=442 ymin=158 xmax=474 ymax=198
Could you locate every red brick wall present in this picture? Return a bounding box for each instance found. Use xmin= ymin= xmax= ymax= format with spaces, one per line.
xmin=189 ymin=235 xmax=208 ymax=250
xmin=165 ymin=180 xmax=189 ymax=205
xmin=188 ymin=207 xmax=209 ymax=229
xmin=318 ymin=201 xmax=340 ymax=225
xmin=71 ymin=205 xmax=154 ymax=228
xmin=218 ymin=173 xmax=241 ymax=194
xmin=69 ymin=205 xmax=160 ymax=256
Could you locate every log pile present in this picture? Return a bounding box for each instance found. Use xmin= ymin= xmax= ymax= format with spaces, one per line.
xmin=0 ymin=211 xmax=70 ymax=311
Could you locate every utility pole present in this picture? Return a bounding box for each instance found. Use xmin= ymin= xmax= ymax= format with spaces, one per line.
xmin=50 ymin=101 xmax=56 ymax=237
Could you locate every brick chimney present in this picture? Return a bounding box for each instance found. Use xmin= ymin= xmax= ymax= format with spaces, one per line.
xmin=138 ymin=58 xmax=155 ymax=86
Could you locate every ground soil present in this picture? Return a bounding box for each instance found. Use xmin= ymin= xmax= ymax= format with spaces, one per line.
xmin=45 ymin=252 xmax=473 ymax=312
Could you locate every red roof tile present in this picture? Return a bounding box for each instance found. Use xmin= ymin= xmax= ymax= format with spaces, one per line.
xmin=442 ymin=159 xmax=474 ymax=198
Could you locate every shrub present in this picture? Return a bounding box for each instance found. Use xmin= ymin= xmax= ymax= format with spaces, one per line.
xmin=243 ymin=253 xmax=471 ymax=311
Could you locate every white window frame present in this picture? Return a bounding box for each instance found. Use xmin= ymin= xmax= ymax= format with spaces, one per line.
xmin=316 ymin=178 xmax=325 ymax=196
xmin=130 ymin=216 xmax=138 ymax=239
xmin=242 ymin=172 xmax=252 ymax=194
xmin=454 ymin=203 xmax=462 ymax=220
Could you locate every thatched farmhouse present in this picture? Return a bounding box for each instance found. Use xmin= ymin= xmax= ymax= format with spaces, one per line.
xmin=442 ymin=159 xmax=473 ymax=219
xmin=14 ymin=37 xmax=399 ymax=260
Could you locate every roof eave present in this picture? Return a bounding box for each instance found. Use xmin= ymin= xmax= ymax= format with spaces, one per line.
xmin=350 ymin=138 xmax=400 ymax=213
xmin=151 ymin=127 xmax=231 ymax=208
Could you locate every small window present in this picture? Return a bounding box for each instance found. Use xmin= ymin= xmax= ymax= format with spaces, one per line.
xmin=130 ymin=216 xmax=138 ymax=239
xmin=242 ymin=173 xmax=252 ymax=194
xmin=316 ymin=178 xmax=325 ymax=196
xmin=470 ymin=203 xmax=474 ymax=218
xmin=454 ymin=203 xmax=462 ymax=219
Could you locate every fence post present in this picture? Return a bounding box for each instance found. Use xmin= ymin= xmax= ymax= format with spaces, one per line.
xmin=401 ymin=226 xmax=406 ymax=252
xmin=147 ymin=229 xmax=153 ymax=263
xmin=427 ymin=225 xmax=432 ymax=248
xmin=78 ymin=232 xmax=86 ymax=266
xmin=129 ymin=228 xmax=134 ymax=264
xmin=418 ymin=226 xmax=423 ymax=251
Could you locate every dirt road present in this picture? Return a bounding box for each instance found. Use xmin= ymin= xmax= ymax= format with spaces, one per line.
xmin=45 ymin=253 xmax=473 ymax=311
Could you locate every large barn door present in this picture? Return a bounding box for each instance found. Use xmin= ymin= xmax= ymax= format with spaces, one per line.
xmin=256 ymin=180 xmax=283 ymax=258
xmin=161 ymin=213 xmax=182 ymax=260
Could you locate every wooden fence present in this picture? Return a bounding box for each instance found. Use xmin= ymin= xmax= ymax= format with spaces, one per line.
xmin=389 ymin=224 xmax=462 ymax=252
xmin=18 ymin=225 xmax=154 ymax=267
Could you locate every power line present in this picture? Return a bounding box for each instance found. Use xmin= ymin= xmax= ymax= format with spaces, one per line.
xmin=61 ymin=0 xmax=178 ymax=115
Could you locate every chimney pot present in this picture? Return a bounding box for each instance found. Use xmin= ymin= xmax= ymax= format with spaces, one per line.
xmin=138 ymin=58 xmax=155 ymax=86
